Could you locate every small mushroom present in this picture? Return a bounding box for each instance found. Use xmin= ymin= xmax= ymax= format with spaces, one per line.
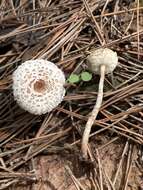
xmin=81 ymin=48 xmax=118 ymax=159
xmin=12 ymin=59 xmax=65 ymax=115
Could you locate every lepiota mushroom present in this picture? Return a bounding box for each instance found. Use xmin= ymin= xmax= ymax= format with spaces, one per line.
xmin=12 ymin=59 xmax=65 ymax=115
xmin=81 ymin=48 xmax=118 ymax=159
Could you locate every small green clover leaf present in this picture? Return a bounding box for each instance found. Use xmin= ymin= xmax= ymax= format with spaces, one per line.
xmin=81 ymin=71 xmax=92 ymax=82
xmin=68 ymin=74 xmax=80 ymax=83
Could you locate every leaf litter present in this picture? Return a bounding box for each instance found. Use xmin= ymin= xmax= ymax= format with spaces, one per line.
xmin=0 ymin=0 xmax=143 ymax=189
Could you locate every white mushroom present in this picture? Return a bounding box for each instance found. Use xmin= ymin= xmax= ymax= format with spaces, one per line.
xmin=81 ymin=48 xmax=118 ymax=159
xmin=87 ymin=48 xmax=118 ymax=74
xmin=12 ymin=59 xmax=65 ymax=115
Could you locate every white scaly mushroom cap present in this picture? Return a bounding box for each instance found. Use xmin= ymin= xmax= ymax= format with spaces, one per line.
xmin=87 ymin=48 xmax=118 ymax=74
xmin=12 ymin=59 xmax=65 ymax=115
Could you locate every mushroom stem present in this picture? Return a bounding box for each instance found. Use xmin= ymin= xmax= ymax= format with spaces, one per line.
xmin=81 ymin=64 xmax=106 ymax=159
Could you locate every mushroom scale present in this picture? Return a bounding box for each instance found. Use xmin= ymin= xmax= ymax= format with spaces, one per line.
xmin=12 ymin=59 xmax=65 ymax=115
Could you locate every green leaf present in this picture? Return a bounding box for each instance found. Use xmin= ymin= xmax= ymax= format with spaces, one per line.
xmin=68 ymin=74 xmax=80 ymax=83
xmin=81 ymin=71 xmax=92 ymax=82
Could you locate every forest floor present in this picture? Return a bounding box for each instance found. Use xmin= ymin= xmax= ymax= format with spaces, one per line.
xmin=0 ymin=0 xmax=143 ymax=189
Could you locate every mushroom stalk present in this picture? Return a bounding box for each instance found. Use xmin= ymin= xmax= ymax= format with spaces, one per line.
xmin=81 ymin=64 xmax=106 ymax=159
xmin=81 ymin=48 xmax=118 ymax=159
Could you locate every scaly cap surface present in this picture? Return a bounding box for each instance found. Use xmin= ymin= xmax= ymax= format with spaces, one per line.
xmin=87 ymin=48 xmax=118 ymax=74
xmin=12 ymin=59 xmax=65 ymax=115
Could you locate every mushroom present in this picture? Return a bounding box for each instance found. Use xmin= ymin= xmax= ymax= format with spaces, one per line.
xmin=12 ymin=59 xmax=65 ymax=115
xmin=81 ymin=48 xmax=118 ymax=159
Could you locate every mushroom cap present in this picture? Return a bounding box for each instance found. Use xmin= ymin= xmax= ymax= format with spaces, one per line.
xmin=12 ymin=59 xmax=65 ymax=115
xmin=87 ymin=48 xmax=118 ymax=74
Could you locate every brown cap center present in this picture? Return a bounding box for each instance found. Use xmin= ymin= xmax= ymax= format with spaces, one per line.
xmin=34 ymin=79 xmax=46 ymax=93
